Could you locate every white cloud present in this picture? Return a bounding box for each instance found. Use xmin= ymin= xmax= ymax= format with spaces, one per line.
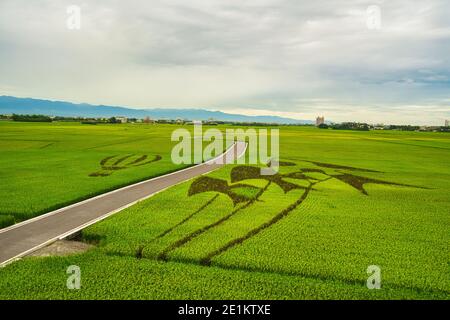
xmin=0 ymin=0 xmax=449 ymax=124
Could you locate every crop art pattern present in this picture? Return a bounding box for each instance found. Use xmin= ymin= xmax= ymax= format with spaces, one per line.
xmin=89 ymin=154 xmax=162 ymax=177
xmin=147 ymin=160 xmax=426 ymax=266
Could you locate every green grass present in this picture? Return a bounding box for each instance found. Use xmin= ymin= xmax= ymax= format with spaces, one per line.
xmin=0 ymin=121 xmax=227 ymax=225
xmin=1 ymin=252 xmax=445 ymax=300
xmin=0 ymin=123 xmax=449 ymax=299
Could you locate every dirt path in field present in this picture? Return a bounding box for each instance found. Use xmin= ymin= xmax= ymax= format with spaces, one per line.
xmin=0 ymin=141 xmax=247 ymax=267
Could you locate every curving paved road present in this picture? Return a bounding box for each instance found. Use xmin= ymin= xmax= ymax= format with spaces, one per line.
xmin=0 ymin=141 xmax=247 ymax=266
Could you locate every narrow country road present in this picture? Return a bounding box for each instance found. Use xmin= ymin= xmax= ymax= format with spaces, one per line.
xmin=0 ymin=141 xmax=247 ymax=266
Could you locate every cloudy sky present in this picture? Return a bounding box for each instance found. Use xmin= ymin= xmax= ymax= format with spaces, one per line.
xmin=0 ymin=0 xmax=449 ymax=124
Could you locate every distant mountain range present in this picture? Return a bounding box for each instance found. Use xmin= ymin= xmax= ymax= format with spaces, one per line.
xmin=0 ymin=96 xmax=312 ymax=124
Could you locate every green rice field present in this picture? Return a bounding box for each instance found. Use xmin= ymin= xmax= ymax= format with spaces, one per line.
xmin=0 ymin=121 xmax=224 ymax=226
xmin=0 ymin=121 xmax=449 ymax=299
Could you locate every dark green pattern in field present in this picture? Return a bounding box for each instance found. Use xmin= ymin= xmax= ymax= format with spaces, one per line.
xmin=91 ymin=161 xmax=427 ymax=271
xmin=89 ymin=154 xmax=162 ymax=176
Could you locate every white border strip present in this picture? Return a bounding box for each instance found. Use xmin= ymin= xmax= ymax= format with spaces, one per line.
xmin=0 ymin=142 xmax=247 ymax=267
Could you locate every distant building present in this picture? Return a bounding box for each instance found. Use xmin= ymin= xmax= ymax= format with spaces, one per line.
xmin=115 ymin=116 xmax=128 ymax=123
xmin=143 ymin=116 xmax=154 ymax=124
xmin=316 ymin=116 xmax=325 ymax=126
xmin=445 ymin=120 xmax=449 ymax=127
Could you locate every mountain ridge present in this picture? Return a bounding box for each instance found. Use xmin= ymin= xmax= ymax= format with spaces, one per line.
xmin=0 ymin=96 xmax=312 ymax=124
